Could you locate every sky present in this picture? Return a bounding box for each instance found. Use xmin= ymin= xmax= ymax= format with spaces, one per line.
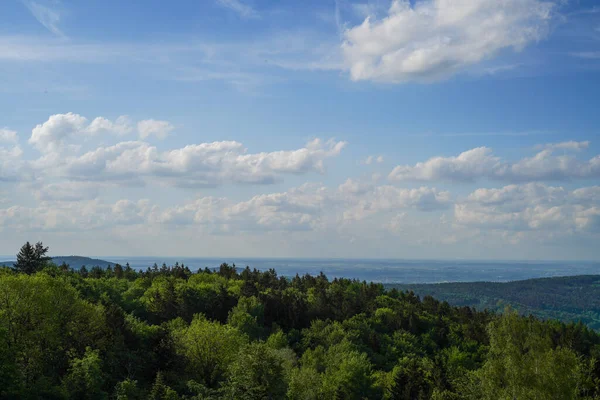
xmin=0 ymin=0 xmax=599 ymax=260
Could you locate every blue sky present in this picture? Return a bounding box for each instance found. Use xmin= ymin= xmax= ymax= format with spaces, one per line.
xmin=0 ymin=0 xmax=599 ymax=260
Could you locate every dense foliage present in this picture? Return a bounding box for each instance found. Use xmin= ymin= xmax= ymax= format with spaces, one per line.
xmin=1 ymin=244 xmax=600 ymax=399
xmin=388 ymin=275 xmax=600 ymax=330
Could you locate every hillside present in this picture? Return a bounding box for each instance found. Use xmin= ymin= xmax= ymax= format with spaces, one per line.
xmin=0 ymin=256 xmax=114 ymax=270
xmin=50 ymin=255 xmax=114 ymax=269
xmin=386 ymin=275 xmax=600 ymax=329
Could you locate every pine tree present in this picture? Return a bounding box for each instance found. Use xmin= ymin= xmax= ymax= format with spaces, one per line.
xmin=14 ymin=241 xmax=50 ymax=274
xmin=148 ymin=372 xmax=179 ymax=400
xmin=114 ymin=263 xmax=124 ymax=279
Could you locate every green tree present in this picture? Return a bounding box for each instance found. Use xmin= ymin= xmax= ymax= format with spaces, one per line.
xmin=148 ymin=372 xmax=179 ymax=400
xmin=14 ymin=241 xmax=51 ymax=274
xmin=473 ymin=309 xmax=582 ymax=400
xmin=114 ymin=263 xmax=124 ymax=279
xmin=0 ymin=274 xmax=105 ymax=398
xmin=62 ymin=347 xmax=107 ymax=400
xmin=225 ymin=342 xmax=289 ymax=400
xmin=114 ymin=378 xmax=142 ymax=400
xmin=387 ymin=357 xmax=433 ymax=400
xmin=227 ymin=296 xmax=265 ymax=339
xmin=0 ymin=327 xmax=19 ymax=398
xmin=171 ymin=314 xmax=246 ymax=387
xmin=320 ymin=342 xmax=379 ymax=400
xmin=287 ymin=367 xmax=322 ymax=400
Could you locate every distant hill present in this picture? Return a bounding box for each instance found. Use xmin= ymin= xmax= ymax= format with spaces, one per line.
xmin=50 ymin=256 xmax=115 ymax=269
xmin=0 ymin=256 xmax=114 ymax=270
xmin=386 ymin=275 xmax=600 ymax=329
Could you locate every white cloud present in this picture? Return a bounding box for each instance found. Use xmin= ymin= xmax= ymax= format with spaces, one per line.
xmin=342 ymin=0 xmax=554 ymax=83
xmin=384 ymin=212 xmax=407 ymax=233
xmin=28 ymin=113 xmax=166 ymax=154
xmin=389 ymin=142 xmax=600 ymax=183
xmin=29 ymin=112 xmax=88 ymax=153
xmin=151 ymin=196 xmax=228 ymax=227
xmin=33 ymin=135 xmax=346 ymax=188
xmin=19 ymin=114 xmax=346 ymax=189
xmin=536 ymin=140 xmax=590 ymax=151
xmin=0 ymin=129 xmax=18 ymax=144
xmin=0 ymin=178 xmax=451 ymax=235
xmin=28 ymin=113 xmax=136 ymax=154
xmin=341 ymin=182 xmax=451 ymax=221
xmin=22 ymin=0 xmax=64 ymax=36
xmin=34 ymin=181 xmax=101 ymax=202
xmin=572 ymin=186 xmax=600 ymax=204
xmin=0 ymin=197 xmax=159 ymax=232
xmin=0 ymin=145 xmax=24 ymax=182
xmin=455 ymin=183 xmax=600 ymax=234
xmin=224 ymin=184 xmax=328 ymax=232
xmin=0 ymin=201 xmax=102 ymax=232
xmin=1 ymin=177 xmax=597 ymax=257
xmin=111 ymin=199 xmax=156 ymax=225
xmin=389 ymin=147 xmax=501 ymax=182
xmin=216 ymin=0 xmax=259 ymax=19
xmin=363 ymin=155 xmax=384 ymax=165
xmin=137 ymin=119 xmax=174 ymax=140
xmin=88 ymin=116 xmax=133 ymax=136
xmin=150 ymin=182 xmax=448 ymax=232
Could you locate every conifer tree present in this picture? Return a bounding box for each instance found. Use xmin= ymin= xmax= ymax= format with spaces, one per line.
xmin=14 ymin=241 xmax=51 ymax=274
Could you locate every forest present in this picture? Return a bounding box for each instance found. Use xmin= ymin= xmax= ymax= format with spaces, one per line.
xmin=388 ymin=275 xmax=600 ymax=330
xmin=1 ymin=242 xmax=600 ymax=399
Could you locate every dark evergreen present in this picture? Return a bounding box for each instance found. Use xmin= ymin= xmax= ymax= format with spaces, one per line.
xmin=13 ymin=241 xmax=51 ymax=274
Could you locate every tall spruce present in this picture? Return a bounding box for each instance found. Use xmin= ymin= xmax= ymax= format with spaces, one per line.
xmin=14 ymin=241 xmax=51 ymax=274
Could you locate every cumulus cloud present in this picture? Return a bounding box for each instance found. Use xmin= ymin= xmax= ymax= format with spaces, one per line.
xmin=28 ymin=113 xmax=136 ymax=153
xmin=225 ymin=185 xmax=327 ymax=231
xmin=389 ymin=142 xmax=600 ymax=183
xmin=389 ymin=147 xmax=500 ymax=182
xmin=149 ymin=181 xmax=450 ymax=232
xmin=0 ymin=145 xmax=24 ymax=182
xmin=34 ymin=137 xmax=345 ymax=188
xmin=342 ymin=0 xmax=555 ymax=83
xmin=29 ymin=112 xmax=88 ymax=153
xmin=0 ymin=178 xmax=452 ymax=234
xmin=0 ymin=129 xmax=18 ymax=143
xmin=87 ymin=116 xmax=132 ymax=136
xmin=455 ymin=183 xmax=600 ymax=234
xmin=341 ymin=182 xmax=451 ymax=221
xmin=15 ymin=113 xmax=347 ymax=189
xmin=137 ymin=119 xmax=174 ymax=140
xmin=111 ymin=199 xmax=156 ymax=225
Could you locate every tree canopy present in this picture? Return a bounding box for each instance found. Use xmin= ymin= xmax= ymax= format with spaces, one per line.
xmin=1 ymin=242 xmax=599 ymax=399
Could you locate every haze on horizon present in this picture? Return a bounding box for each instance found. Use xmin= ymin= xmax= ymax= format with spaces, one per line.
xmin=0 ymin=0 xmax=599 ymax=261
